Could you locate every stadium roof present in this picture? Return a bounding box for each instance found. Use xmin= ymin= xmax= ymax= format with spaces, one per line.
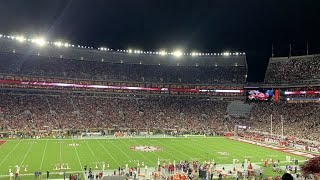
xmin=0 ymin=34 xmax=247 ymax=67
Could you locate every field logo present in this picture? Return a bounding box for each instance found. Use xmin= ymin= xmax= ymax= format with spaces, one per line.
xmin=217 ymin=152 xmax=230 ymax=156
xmin=68 ymin=143 xmax=80 ymax=147
xmin=130 ymin=146 xmax=161 ymax=152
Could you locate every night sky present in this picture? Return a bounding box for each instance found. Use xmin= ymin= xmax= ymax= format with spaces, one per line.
xmin=0 ymin=0 xmax=320 ymax=82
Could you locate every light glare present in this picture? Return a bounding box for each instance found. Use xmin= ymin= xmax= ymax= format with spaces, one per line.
xmin=32 ymin=38 xmax=46 ymax=46
xmin=173 ymin=50 xmax=183 ymax=57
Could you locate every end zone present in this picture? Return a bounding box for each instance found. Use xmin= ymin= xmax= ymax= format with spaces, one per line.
xmin=0 ymin=140 xmax=6 ymax=146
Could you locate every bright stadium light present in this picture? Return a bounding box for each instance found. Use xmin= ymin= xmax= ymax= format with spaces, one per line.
xmin=235 ymin=52 xmax=239 ymax=55
xmin=54 ymin=41 xmax=62 ymax=47
xmin=32 ymin=38 xmax=46 ymax=46
xmin=173 ymin=50 xmax=183 ymax=57
xmin=159 ymin=51 xmax=167 ymax=56
xmin=191 ymin=52 xmax=197 ymax=56
xmin=16 ymin=36 xmax=26 ymax=42
xmin=128 ymin=49 xmax=132 ymax=53
xmin=223 ymin=52 xmax=230 ymax=56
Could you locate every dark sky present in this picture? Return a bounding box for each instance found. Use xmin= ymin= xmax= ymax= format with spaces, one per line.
xmin=0 ymin=0 xmax=320 ymax=82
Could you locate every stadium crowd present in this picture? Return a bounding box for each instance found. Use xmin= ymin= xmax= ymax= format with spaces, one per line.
xmin=265 ymin=55 xmax=320 ymax=84
xmin=0 ymin=93 xmax=229 ymax=135
xmin=248 ymin=102 xmax=320 ymax=141
xmin=0 ymin=52 xmax=246 ymax=84
xmin=0 ymin=91 xmax=319 ymax=141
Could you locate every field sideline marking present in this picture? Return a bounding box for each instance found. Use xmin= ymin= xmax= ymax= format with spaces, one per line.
xmin=0 ymin=136 xmax=224 ymax=141
xmin=230 ymin=137 xmax=315 ymax=159
xmin=40 ymin=140 xmax=49 ymax=170
xmin=19 ymin=140 xmax=35 ymax=167
xmin=0 ymin=140 xmax=22 ymax=167
xmin=95 ymin=139 xmax=120 ymax=166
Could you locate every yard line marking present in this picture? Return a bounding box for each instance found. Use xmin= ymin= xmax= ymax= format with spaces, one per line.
xmin=85 ymin=140 xmax=99 ymax=162
xmin=108 ymin=140 xmax=133 ymax=162
xmin=19 ymin=140 xmax=35 ymax=167
xmin=95 ymin=139 xmax=120 ymax=166
xmin=40 ymin=140 xmax=48 ymax=170
xmin=59 ymin=140 xmax=63 ymax=166
xmin=185 ymin=138 xmax=233 ymax=159
xmin=187 ymin=138 xmax=251 ymax=161
xmin=0 ymin=140 xmax=22 ymax=167
xmin=140 ymin=138 xmax=184 ymax=162
xmin=152 ymin=139 xmax=192 ymax=158
xmin=71 ymin=139 xmax=83 ymax=169
xmin=118 ymin=139 xmax=154 ymax=165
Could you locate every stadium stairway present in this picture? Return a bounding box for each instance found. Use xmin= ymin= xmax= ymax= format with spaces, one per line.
xmin=227 ymin=101 xmax=253 ymax=118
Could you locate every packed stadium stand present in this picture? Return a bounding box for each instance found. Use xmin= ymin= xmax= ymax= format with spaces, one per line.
xmin=0 ymin=35 xmax=319 ymax=143
xmin=264 ymin=54 xmax=320 ymax=84
xmin=0 ymin=37 xmax=247 ymax=84
xmin=248 ymin=103 xmax=320 ymax=141
xmin=0 ymin=91 xmax=230 ymax=134
xmin=227 ymin=101 xmax=253 ymax=118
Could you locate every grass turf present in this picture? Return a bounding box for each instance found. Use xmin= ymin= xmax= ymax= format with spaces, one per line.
xmin=0 ymin=137 xmax=305 ymax=179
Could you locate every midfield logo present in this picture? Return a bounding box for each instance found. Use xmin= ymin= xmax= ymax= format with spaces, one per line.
xmin=130 ymin=146 xmax=161 ymax=152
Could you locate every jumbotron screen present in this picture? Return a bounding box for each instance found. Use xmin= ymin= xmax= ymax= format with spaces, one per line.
xmin=246 ymin=89 xmax=274 ymax=101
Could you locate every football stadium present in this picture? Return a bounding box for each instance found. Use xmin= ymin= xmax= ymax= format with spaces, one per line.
xmin=0 ymin=33 xmax=319 ymax=180
xmin=0 ymin=1 xmax=320 ymax=180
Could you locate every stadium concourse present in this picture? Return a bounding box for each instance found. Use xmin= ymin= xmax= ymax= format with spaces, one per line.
xmin=0 ymin=35 xmax=319 ymax=180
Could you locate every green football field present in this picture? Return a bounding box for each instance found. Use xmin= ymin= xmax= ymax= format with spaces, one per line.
xmin=0 ymin=137 xmax=305 ymax=179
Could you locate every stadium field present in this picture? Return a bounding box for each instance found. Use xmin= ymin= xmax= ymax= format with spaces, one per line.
xmin=0 ymin=137 xmax=305 ymax=179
